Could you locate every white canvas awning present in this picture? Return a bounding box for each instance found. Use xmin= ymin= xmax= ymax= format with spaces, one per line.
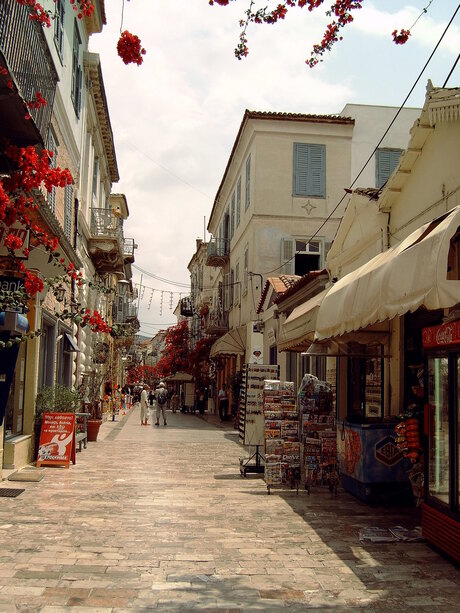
xmin=316 ymin=206 xmax=460 ymax=340
xmin=278 ymin=288 xmax=329 ymax=352
xmin=210 ymin=325 xmax=246 ymax=358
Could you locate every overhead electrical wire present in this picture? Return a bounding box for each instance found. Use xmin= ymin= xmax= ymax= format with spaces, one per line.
xmin=258 ymin=2 xmax=460 ymax=277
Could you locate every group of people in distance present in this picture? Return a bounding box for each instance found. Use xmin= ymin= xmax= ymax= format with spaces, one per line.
xmin=139 ymin=381 xmax=170 ymax=427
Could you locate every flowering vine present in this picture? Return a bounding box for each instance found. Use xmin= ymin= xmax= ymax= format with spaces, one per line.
xmin=117 ymin=30 xmax=146 ymax=65
xmin=210 ymin=0 xmax=433 ymax=67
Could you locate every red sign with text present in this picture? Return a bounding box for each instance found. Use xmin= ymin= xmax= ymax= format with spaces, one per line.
xmin=422 ymin=320 xmax=460 ymax=349
xmin=36 ymin=412 xmax=76 ymax=468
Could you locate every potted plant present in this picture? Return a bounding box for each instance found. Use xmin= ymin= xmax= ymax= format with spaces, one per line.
xmin=80 ymin=370 xmax=105 ymax=442
xmin=34 ymin=384 xmax=82 ymax=459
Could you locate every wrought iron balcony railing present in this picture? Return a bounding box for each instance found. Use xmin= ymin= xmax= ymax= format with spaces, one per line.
xmin=203 ymin=308 xmax=229 ymax=334
xmin=123 ymin=237 xmax=135 ymax=262
xmin=0 ymin=0 xmax=58 ymax=145
xmin=90 ymin=207 xmax=123 ymax=243
xmin=207 ymin=238 xmax=230 ymax=258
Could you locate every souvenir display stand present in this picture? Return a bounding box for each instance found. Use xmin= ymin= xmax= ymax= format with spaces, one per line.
xmin=239 ymin=364 xmax=279 ymax=476
xmin=298 ymin=374 xmax=338 ymax=494
xmin=263 ymin=379 xmax=301 ymax=494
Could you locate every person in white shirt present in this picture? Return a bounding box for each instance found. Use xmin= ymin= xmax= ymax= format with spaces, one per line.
xmin=140 ymin=385 xmax=149 ymax=426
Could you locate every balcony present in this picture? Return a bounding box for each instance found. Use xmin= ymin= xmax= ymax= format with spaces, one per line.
xmin=0 ymin=0 xmax=58 ymax=155
xmin=113 ymin=296 xmax=138 ymax=324
xmin=202 ymin=308 xmax=229 ymax=335
xmin=123 ymin=238 xmax=135 ymax=263
xmin=88 ymin=208 xmax=124 ymax=273
xmin=206 ymin=237 xmax=229 ymax=267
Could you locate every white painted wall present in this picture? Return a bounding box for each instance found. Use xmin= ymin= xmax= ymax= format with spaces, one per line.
xmin=340 ymin=104 xmax=421 ymax=189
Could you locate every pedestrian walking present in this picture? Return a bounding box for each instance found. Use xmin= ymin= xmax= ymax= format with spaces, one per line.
xmin=154 ymin=381 xmax=168 ymax=426
xmin=218 ymin=383 xmax=229 ymax=421
xmin=140 ymin=385 xmax=149 ymax=426
xmin=148 ymin=387 xmax=156 ymax=427
xmin=171 ymin=391 xmax=179 ymax=413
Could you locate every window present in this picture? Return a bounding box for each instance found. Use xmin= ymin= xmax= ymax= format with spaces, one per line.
xmin=245 ymin=155 xmax=251 ymax=211
xmin=38 ymin=319 xmax=56 ymax=389
xmin=269 ymin=345 xmax=277 ymax=366
xmin=71 ymin=21 xmax=82 ymax=116
xmin=230 ymin=193 xmax=235 ymax=239
xmin=236 ymin=177 xmax=241 ymax=227
xmin=243 ymin=246 xmax=248 ymax=293
xmin=375 ymin=148 xmax=402 ymax=188
xmin=4 ymin=343 xmax=27 ymax=438
xmin=47 ymin=131 xmax=57 ymax=213
xmin=293 ymin=143 xmax=326 ymax=197
xmin=280 ymin=237 xmax=323 ymax=275
xmin=54 ymin=0 xmax=65 ymax=59
xmin=235 ymin=261 xmax=240 ymax=304
xmin=92 ymin=157 xmax=99 ymax=205
xmin=64 ymin=184 xmax=73 ymax=242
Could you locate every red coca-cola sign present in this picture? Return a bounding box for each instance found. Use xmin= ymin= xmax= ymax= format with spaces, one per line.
xmin=422 ymin=320 xmax=460 ymax=349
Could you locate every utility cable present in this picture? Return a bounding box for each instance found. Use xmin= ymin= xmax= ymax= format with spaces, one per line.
xmin=259 ymin=2 xmax=460 ymax=277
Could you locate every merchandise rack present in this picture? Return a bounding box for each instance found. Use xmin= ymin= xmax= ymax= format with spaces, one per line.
xmin=263 ymin=380 xmax=301 ymax=495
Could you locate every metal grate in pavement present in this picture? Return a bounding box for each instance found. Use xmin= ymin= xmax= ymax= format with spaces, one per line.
xmin=0 ymin=488 xmax=25 ymax=498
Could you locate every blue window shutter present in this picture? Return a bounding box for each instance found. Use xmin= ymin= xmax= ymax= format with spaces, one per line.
xmin=293 ymin=143 xmax=326 ymax=197
xmin=376 ymin=149 xmax=402 ymax=188
xmin=280 ymin=238 xmax=295 ymax=275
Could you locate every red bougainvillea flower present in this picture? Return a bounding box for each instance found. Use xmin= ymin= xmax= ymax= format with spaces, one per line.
xmin=4 ymin=234 xmax=24 ymax=251
xmin=392 ymin=29 xmax=411 ymax=45
xmin=24 ymin=270 xmax=44 ymax=296
xmin=117 ymin=30 xmax=146 ymax=65
xmin=69 ymin=0 xmax=95 ymax=19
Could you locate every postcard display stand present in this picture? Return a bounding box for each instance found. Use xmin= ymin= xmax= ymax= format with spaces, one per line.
xmin=263 ymin=380 xmax=301 ymax=494
xmin=299 ymin=374 xmax=338 ymax=494
xmin=239 ymin=364 xmax=279 ymax=476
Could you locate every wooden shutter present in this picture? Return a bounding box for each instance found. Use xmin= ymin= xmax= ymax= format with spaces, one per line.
xmin=280 ymin=237 xmax=295 ymax=274
xmin=223 ymin=272 xmax=230 ymax=310
xmin=231 ymin=193 xmax=235 ymax=239
xmin=236 ymin=177 xmax=241 ymax=227
xmin=245 ymin=155 xmax=251 ymax=210
xmin=293 ymin=143 xmax=326 ymax=197
xmin=376 ymin=149 xmax=402 ymax=188
xmin=64 ymin=184 xmax=73 ymax=241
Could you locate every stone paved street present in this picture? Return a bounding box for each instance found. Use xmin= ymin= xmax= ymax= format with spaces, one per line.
xmin=1 ymin=406 xmax=459 ymax=611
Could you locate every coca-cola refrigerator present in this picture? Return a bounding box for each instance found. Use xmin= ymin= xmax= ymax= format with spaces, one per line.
xmin=421 ymin=319 xmax=460 ymax=563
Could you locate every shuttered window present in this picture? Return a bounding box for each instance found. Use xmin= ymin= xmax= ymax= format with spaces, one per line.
xmin=236 ymin=177 xmax=241 ymax=227
xmin=243 ymin=246 xmax=249 ymax=293
xmin=71 ymin=21 xmax=82 ymax=116
xmin=245 ymin=155 xmax=251 ymax=211
xmin=293 ymin=143 xmax=326 ymax=197
xmin=64 ymin=184 xmax=73 ymax=241
xmin=47 ymin=131 xmax=57 ymax=214
xmin=54 ymin=0 xmax=65 ymax=58
xmin=280 ymin=237 xmax=295 ymax=274
xmin=375 ymin=148 xmax=402 ymax=188
xmin=230 ymin=193 xmax=235 ymax=239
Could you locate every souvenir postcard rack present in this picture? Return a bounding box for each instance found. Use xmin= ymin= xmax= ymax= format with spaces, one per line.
xmin=298 ymin=374 xmax=338 ymax=494
xmin=263 ymin=379 xmax=301 ymax=494
xmin=239 ymin=364 xmax=279 ymax=476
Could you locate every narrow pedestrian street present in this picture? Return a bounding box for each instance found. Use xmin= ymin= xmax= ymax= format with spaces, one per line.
xmin=1 ymin=408 xmax=459 ymax=611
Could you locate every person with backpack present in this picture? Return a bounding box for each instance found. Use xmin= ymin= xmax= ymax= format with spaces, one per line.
xmin=154 ymin=381 xmax=168 ymax=426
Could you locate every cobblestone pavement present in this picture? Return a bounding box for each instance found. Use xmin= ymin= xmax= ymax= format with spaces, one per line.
xmin=1 ymin=406 xmax=459 ymax=611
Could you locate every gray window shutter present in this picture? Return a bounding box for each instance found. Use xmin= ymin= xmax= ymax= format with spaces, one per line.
xmin=323 ymin=240 xmax=333 ymax=268
xmin=231 ymin=193 xmax=235 ymax=239
xmin=236 ymin=177 xmax=241 ymax=227
xmin=293 ymin=143 xmax=326 ymax=197
xmin=223 ymin=272 xmax=230 ymax=310
xmin=64 ymin=184 xmax=73 ymax=240
xmin=376 ymin=149 xmax=402 ymax=188
xmin=245 ymin=155 xmax=251 ymax=210
xmin=280 ymin=237 xmax=295 ymax=274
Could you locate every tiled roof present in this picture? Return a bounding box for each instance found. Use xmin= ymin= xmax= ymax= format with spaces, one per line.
xmin=208 ymin=109 xmax=355 ymax=230
xmin=274 ymin=269 xmax=328 ymax=305
xmin=257 ymin=275 xmax=301 ymax=313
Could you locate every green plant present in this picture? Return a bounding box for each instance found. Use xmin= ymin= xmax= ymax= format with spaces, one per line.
xmin=35 ymin=384 xmax=82 ymax=424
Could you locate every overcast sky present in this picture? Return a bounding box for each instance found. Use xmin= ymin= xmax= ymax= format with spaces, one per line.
xmin=89 ymin=0 xmax=460 ymax=337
